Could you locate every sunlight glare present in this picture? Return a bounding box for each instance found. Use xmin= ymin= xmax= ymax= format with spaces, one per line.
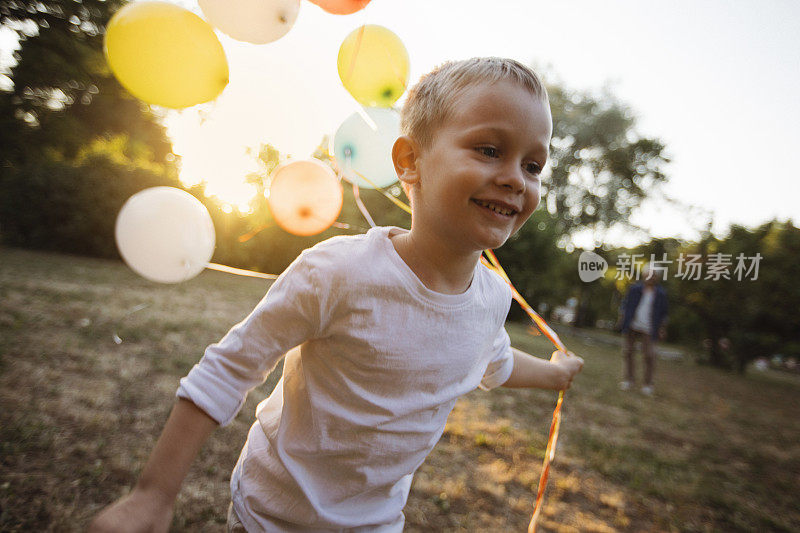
xmin=167 ymin=108 xmax=260 ymax=213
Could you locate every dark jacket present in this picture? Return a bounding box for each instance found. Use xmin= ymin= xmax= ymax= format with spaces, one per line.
xmin=620 ymin=282 xmax=668 ymax=338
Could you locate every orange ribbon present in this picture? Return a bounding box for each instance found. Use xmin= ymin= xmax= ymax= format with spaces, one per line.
xmin=481 ymin=249 xmax=565 ymax=532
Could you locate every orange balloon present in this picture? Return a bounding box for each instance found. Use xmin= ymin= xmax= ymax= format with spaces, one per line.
xmin=308 ymin=0 xmax=371 ymax=15
xmin=268 ymin=159 xmax=343 ymax=236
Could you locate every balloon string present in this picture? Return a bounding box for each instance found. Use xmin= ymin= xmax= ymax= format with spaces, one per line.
xmin=206 ymin=263 xmax=278 ymax=280
xmin=370 ymin=184 xmax=411 ymax=214
xmin=341 ymin=153 xmax=377 ymax=228
xmin=352 ymin=183 xmax=377 ymax=228
xmin=481 ymin=248 xmax=568 ymax=532
xmin=354 ymin=106 xmax=378 ymax=131
xmin=325 ymin=148 xmax=408 ymax=215
xmin=482 ymin=250 xmax=565 ymax=351
xmin=339 ymin=162 xmax=412 ymax=215
xmin=112 ymin=303 xmax=149 ymax=345
xmin=380 ymin=40 xmax=408 ymax=90
xmin=238 ymin=222 xmax=273 ymax=243
xmin=345 ymin=24 xmax=366 ymax=84
xmin=529 ymin=391 xmax=564 ymax=533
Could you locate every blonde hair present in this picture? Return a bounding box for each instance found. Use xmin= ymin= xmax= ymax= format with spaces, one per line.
xmin=400 ymin=57 xmax=548 ymax=148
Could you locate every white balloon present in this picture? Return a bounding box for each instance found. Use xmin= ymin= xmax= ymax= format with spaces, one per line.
xmin=115 ymin=187 xmax=216 ymax=284
xmin=199 ymin=0 xmax=300 ymax=44
xmin=332 ymin=107 xmax=400 ymax=189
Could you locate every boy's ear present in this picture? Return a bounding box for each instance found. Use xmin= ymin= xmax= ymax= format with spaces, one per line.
xmin=392 ymin=135 xmax=421 ymax=189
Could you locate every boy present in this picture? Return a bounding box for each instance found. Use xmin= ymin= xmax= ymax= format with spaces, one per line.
xmin=90 ymin=57 xmax=584 ymax=532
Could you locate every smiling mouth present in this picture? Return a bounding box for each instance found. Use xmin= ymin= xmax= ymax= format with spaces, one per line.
xmin=472 ymin=199 xmax=518 ymax=216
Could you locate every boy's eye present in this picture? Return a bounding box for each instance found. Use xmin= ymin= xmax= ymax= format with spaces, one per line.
xmin=476 ymin=146 xmax=499 ymax=158
xmin=524 ymin=162 xmax=543 ymax=175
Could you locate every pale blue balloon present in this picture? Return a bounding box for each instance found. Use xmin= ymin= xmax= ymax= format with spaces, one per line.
xmin=332 ymin=107 xmax=400 ymax=189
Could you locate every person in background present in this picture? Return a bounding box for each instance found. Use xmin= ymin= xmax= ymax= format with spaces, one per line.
xmin=619 ymin=264 xmax=668 ymax=395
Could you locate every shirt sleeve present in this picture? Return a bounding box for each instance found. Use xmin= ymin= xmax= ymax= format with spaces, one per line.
xmin=479 ymin=325 xmax=515 ymax=390
xmin=177 ymin=250 xmax=331 ymax=426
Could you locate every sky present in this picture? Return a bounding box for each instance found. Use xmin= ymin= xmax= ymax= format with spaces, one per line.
xmin=2 ymin=0 xmax=799 ymax=248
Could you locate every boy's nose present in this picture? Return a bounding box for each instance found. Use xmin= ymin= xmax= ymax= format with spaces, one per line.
xmin=495 ymin=164 xmax=526 ymax=193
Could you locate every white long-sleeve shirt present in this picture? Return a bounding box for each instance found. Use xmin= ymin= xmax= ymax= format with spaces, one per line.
xmin=177 ymin=226 xmax=515 ymax=531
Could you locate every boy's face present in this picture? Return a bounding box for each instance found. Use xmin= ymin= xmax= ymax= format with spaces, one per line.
xmin=401 ymin=80 xmax=552 ymax=253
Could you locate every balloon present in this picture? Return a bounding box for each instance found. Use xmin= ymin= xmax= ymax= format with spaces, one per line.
xmin=333 ymin=107 xmax=400 ymax=189
xmin=115 ymin=187 xmax=216 ymax=283
xmin=337 ymin=25 xmax=409 ymax=108
xmin=105 ymin=1 xmax=229 ymax=109
xmin=268 ymin=160 xmax=343 ymax=236
xmin=199 ymin=0 xmax=300 ymax=44
xmin=309 ymin=0 xmax=371 ymax=15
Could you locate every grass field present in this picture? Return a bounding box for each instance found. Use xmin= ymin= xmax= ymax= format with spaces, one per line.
xmin=1 ymin=247 xmax=798 ymax=532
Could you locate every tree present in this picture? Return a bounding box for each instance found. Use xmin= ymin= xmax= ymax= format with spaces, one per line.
xmin=598 ymin=222 xmax=800 ymax=372
xmin=544 ymin=82 xmax=670 ymax=243
xmin=0 ymin=137 xmax=182 ymax=256
xmin=670 ymin=221 xmax=800 ymax=371
xmin=0 ymin=0 xmax=171 ymax=166
xmin=494 ymin=209 xmax=573 ymax=322
xmin=0 ymin=0 xmax=180 ymax=255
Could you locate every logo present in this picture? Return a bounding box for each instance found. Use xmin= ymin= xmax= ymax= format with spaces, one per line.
xmin=578 ymin=251 xmax=608 ymax=282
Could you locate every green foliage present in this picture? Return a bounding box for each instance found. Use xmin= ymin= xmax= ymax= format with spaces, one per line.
xmin=494 ymin=209 xmax=572 ymax=321
xmin=669 ymin=221 xmax=800 ymax=370
xmin=0 ymin=146 xmax=181 ymax=256
xmin=544 ymin=83 xmax=669 ymax=241
xmin=601 ymin=222 xmax=800 ymax=371
xmin=1 ymin=0 xmax=172 ymax=167
xmin=0 ymin=0 xmax=180 ymax=257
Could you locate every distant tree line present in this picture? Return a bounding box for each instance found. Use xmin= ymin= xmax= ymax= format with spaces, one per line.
xmin=537 ymin=225 xmax=799 ymax=372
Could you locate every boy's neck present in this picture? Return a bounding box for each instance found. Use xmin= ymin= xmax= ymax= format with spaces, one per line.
xmin=390 ymin=228 xmax=481 ymax=295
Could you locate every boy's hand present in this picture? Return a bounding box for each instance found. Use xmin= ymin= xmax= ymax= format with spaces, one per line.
xmin=549 ymin=350 xmax=584 ymax=390
xmin=88 ymin=488 xmax=173 ymax=533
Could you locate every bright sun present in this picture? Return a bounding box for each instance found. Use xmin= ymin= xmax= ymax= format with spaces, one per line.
xmin=165 ymin=109 xmax=260 ymax=214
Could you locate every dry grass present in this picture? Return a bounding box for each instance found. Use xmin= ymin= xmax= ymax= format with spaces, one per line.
xmin=1 ymin=247 xmax=798 ymax=532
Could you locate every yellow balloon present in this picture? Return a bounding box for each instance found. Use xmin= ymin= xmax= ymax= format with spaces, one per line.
xmin=268 ymin=160 xmax=343 ymax=236
xmin=337 ymin=25 xmax=409 ymax=108
xmin=105 ymin=1 xmax=229 ymax=109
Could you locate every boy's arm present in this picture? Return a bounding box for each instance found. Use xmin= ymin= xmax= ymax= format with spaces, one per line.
xmin=89 ymin=398 xmax=218 ymax=533
xmin=501 ymin=347 xmax=584 ymax=390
